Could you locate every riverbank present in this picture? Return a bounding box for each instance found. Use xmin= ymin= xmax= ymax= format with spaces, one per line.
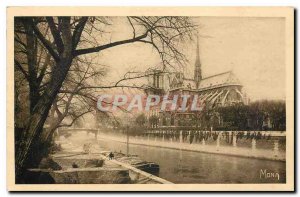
xmin=98 ymin=133 xmax=285 ymax=162
xmin=51 ymin=135 xmax=172 ymax=184
xmin=54 ymin=131 xmax=286 ymax=183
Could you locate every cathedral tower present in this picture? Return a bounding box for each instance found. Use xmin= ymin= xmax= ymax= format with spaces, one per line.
xmin=194 ymin=36 xmax=202 ymax=88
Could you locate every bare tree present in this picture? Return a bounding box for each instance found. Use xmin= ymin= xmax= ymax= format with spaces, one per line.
xmin=14 ymin=16 xmax=196 ymax=182
xmin=45 ymin=56 xmax=106 ymax=141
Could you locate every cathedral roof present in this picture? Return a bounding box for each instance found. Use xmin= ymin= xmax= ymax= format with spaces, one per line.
xmin=197 ymin=71 xmax=242 ymax=90
xmin=182 ymin=78 xmax=197 ymax=89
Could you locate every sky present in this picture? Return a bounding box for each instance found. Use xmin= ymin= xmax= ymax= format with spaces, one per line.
xmin=97 ymin=16 xmax=286 ymax=101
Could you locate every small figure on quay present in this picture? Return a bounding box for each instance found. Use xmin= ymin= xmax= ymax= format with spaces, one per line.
xmin=72 ymin=162 xmax=79 ymax=168
xmin=108 ymin=152 xmax=114 ymax=160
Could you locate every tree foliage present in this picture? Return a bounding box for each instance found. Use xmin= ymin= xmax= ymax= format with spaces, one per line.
xmin=216 ymin=101 xmax=286 ymax=131
xmin=135 ymin=113 xmax=147 ymax=127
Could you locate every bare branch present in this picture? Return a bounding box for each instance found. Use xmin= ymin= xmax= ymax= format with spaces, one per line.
xmin=31 ymin=28 xmax=60 ymax=61
xmin=72 ymin=17 xmax=88 ymax=50
xmin=46 ymin=17 xmax=64 ymax=54
xmin=14 ymin=59 xmax=29 ymax=81
xmin=74 ymin=31 xmax=149 ymax=56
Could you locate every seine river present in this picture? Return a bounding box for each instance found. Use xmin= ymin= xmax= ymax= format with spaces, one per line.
xmin=97 ymin=138 xmax=286 ymax=184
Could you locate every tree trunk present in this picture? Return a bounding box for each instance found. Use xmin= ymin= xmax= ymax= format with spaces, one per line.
xmin=15 ymin=59 xmax=72 ymax=183
xmin=15 ymin=17 xmax=79 ymax=183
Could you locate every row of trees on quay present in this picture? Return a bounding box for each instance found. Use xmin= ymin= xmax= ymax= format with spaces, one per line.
xmin=131 ymin=100 xmax=286 ymax=131
xmin=14 ymin=16 xmax=196 ymax=182
xmin=216 ymin=100 xmax=286 ymax=131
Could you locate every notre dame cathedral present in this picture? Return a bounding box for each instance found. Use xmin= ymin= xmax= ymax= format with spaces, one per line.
xmin=145 ymin=38 xmax=249 ymax=127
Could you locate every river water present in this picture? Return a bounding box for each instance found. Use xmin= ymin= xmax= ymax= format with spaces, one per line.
xmin=97 ymin=138 xmax=286 ymax=184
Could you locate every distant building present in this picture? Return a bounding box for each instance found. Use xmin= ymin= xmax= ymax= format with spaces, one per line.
xmin=145 ymin=37 xmax=248 ymax=127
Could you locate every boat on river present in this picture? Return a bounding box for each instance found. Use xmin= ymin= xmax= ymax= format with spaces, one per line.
xmin=102 ymin=151 xmax=160 ymax=176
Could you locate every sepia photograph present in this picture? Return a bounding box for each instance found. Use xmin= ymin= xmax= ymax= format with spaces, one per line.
xmin=6 ymin=7 xmax=294 ymax=191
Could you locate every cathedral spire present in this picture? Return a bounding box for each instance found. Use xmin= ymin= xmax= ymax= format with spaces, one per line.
xmin=196 ymin=36 xmax=200 ymax=65
xmin=194 ymin=35 xmax=202 ymax=88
